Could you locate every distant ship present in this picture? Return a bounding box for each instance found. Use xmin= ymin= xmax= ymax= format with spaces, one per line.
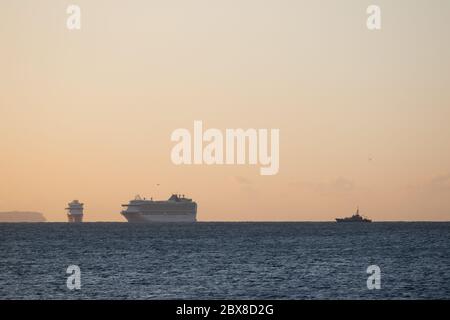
xmin=336 ymin=207 xmax=372 ymax=223
xmin=66 ymin=200 xmax=84 ymax=223
xmin=121 ymin=194 xmax=197 ymax=223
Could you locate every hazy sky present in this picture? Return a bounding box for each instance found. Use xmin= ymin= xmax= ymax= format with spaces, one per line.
xmin=1 ymin=0 xmax=450 ymax=221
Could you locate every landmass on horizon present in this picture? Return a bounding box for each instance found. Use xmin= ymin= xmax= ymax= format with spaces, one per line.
xmin=0 ymin=211 xmax=46 ymax=222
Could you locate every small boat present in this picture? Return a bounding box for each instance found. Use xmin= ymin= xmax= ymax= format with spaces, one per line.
xmin=336 ymin=207 xmax=372 ymax=223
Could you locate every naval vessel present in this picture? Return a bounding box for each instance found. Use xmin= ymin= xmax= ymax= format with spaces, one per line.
xmin=336 ymin=207 xmax=372 ymax=223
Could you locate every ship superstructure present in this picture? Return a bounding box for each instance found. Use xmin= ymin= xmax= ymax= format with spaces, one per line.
xmin=336 ymin=207 xmax=372 ymax=223
xmin=121 ymin=194 xmax=197 ymax=223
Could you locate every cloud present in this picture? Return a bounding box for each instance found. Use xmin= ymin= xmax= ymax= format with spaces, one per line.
xmin=289 ymin=177 xmax=356 ymax=195
xmin=231 ymin=176 xmax=258 ymax=195
xmin=233 ymin=176 xmax=252 ymax=185
xmin=407 ymin=173 xmax=450 ymax=195
xmin=317 ymin=177 xmax=355 ymax=195
xmin=426 ymin=174 xmax=450 ymax=192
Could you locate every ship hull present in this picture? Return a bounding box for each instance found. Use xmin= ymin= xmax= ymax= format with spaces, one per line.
xmin=122 ymin=212 xmax=196 ymax=223
xmin=68 ymin=214 xmax=83 ymax=223
xmin=335 ymin=218 xmax=371 ymax=223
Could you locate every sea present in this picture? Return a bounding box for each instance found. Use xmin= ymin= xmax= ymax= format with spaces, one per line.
xmin=0 ymin=222 xmax=449 ymax=299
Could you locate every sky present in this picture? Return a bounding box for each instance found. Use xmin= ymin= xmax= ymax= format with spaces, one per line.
xmin=1 ymin=0 xmax=450 ymax=221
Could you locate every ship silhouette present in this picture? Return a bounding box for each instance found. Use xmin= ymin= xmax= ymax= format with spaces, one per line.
xmin=336 ymin=207 xmax=372 ymax=223
xmin=121 ymin=194 xmax=197 ymax=223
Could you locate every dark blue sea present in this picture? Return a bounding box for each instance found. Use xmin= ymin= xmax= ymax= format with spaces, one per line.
xmin=1 ymin=222 xmax=449 ymax=299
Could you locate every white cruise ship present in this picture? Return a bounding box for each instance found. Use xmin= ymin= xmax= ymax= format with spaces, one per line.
xmin=121 ymin=194 xmax=197 ymax=223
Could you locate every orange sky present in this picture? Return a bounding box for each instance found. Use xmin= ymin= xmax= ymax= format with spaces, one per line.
xmin=1 ymin=0 xmax=450 ymax=221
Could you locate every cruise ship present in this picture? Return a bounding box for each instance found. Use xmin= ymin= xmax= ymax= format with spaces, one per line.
xmin=336 ymin=207 xmax=372 ymax=223
xmin=66 ymin=200 xmax=84 ymax=223
xmin=121 ymin=194 xmax=197 ymax=222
